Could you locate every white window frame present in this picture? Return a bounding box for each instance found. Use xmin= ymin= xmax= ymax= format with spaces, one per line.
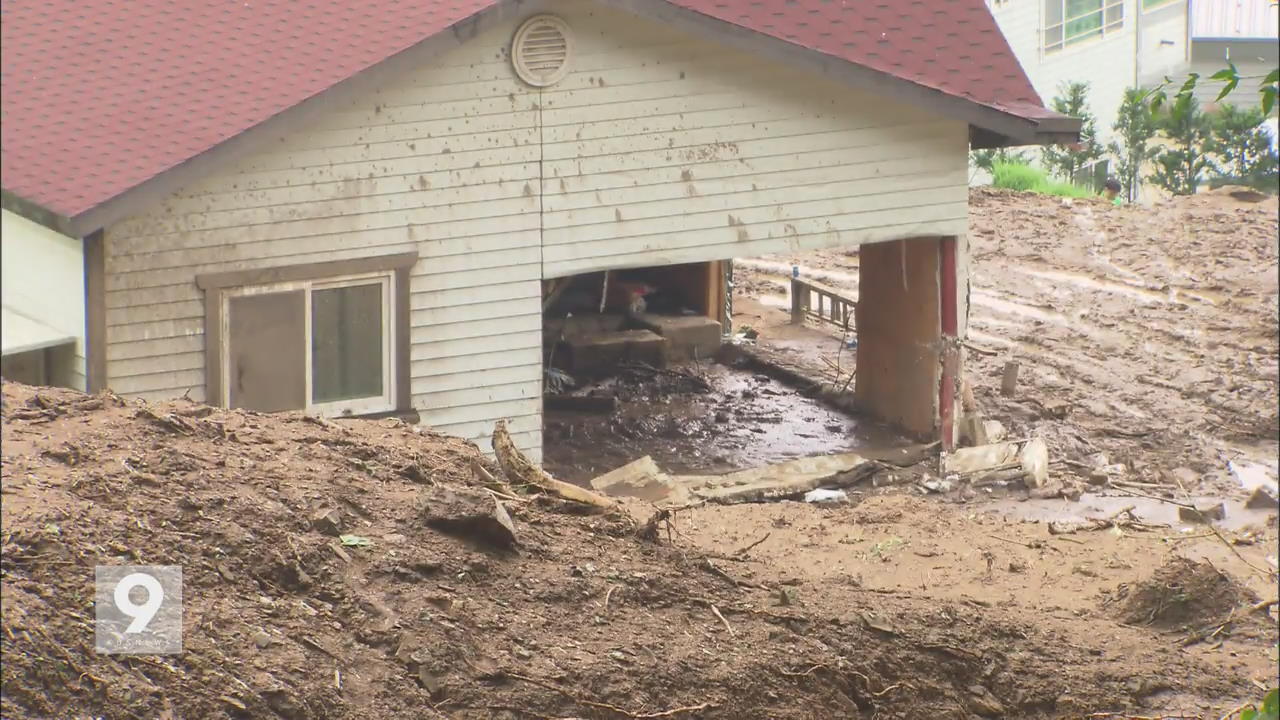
xmin=220 ymin=271 xmax=396 ymax=417
xmin=1043 ymin=0 xmax=1125 ymax=54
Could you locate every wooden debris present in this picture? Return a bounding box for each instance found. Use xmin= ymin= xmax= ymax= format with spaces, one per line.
xmin=492 ymin=420 xmax=615 ymax=509
xmin=1000 ymin=361 xmax=1019 ymax=397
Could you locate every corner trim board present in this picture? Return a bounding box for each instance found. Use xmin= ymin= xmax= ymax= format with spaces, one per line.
xmin=83 ymin=230 xmax=107 ymax=392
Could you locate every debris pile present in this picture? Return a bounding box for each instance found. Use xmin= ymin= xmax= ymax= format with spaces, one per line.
xmin=1107 ymin=557 xmax=1263 ymax=635
xmin=2 ymin=382 xmax=1261 ymax=719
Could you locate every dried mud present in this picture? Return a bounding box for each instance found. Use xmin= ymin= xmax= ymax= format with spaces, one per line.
xmin=733 ymin=188 xmax=1280 ymax=503
xmin=2 ymin=382 xmax=1272 ymax=720
xmin=1109 ymin=556 xmax=1261 ymax=631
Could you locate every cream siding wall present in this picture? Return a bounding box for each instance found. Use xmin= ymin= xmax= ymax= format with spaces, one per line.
xmin=104 ymin=19 xmax=546 ymax=459
xmin=103 ymin=0 xmax=972 ymax=460
xmin=1 ymin=209 xmax=87 ymax=390
xmin=538 ymin=2 xmax=968 ymax=277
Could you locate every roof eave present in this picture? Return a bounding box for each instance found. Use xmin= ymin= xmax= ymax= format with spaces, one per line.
xmin=969 ymin=113 xmax=1082 ymax=149
xmin=0 ymin=189 xmax=81 ymax=238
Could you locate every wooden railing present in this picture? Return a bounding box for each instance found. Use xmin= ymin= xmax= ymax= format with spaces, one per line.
xmin=790 ymin=276 xmax=856 ymax=330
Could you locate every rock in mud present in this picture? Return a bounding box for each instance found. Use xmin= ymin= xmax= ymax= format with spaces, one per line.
xmin=310 ymin=507 xmax=343 ymax=536
xmin=1245 ymin=486 xmax=1279 ymax=510
xmin=419 ymin=486 xmax=518 ymax=549
xmin=1177 ymin=502 xmax=1226 ymax=524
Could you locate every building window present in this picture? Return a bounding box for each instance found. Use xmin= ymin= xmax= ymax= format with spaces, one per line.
xmin=223 ymin=273 xmax=393 ymax=415
xmin=197 ymin=253 xmax=415 ymax=417
xmin=1044 ymin=0 xmax=1124 ymax=53
xmin=1141 ymin=0 xmax=1178 ymax=9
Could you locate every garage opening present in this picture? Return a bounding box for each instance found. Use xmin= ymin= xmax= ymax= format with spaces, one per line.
xmin=539 ymin=243 xmax=950 ymax=484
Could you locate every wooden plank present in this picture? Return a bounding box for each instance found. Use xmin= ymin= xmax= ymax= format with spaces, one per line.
xmin=110 ymin=199 xmax=540 ymax=266
xmin=412 ymin=345 xmax=542 ymax=378
xmin=409 ymin=279 xmax=540 ymax=311
xmin=542 ymin=120 xmax=953 ymax=177
xmin=109 ymin=352 xmax=204 ymax=380
xmin=410 ymin=363 xmax=541 ymax=394
xmin=545 ymin=159 xmax=961 ymax=225
xmin=544 ymin=214 xmax=967 ymax=277
xmin=416 ymin=397 xmax=542 ymax=428
xmin=542 ymin=150 xmax=956 ymax=210
xmin=544 ymin=183 xmax=967 ymax=249
xmin=411 ymin=329 xmax=542 ymax=362
xmin=408 ymin=313 xmax=542 ymax=345
xmin=152 ymin=162 xmax=540 ymax=218
xmin=411 ymin=380 xmax=539 ymax=412
xmin=108 ymin=368 xmax=204 ymax=396
xmin=411 ymin=296 xmax=537 ymax=328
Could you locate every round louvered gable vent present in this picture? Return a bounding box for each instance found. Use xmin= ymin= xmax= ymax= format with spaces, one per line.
xmin=512 ymin=15 xmax=572 ymax=87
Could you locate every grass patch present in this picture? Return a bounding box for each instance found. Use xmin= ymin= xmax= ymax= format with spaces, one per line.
xmin=992 ymin=161 xmax=1096 ymax=198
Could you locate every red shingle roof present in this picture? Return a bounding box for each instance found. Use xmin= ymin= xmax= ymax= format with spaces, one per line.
xmin=1 ymin=0 xmax=1047 ymax=223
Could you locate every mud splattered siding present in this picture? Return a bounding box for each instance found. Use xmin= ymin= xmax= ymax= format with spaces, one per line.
xmin=101 ymin=0 xmax=969 ymax=461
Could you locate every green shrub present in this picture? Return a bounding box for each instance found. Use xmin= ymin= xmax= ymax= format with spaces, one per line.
xmin=991 ymin=161 xmax=1045 ymax=191
xmin=1039 ymin=179 xmax=1096 ymax=198
xmin=992 ymin=161 xmax=1097 ymax=198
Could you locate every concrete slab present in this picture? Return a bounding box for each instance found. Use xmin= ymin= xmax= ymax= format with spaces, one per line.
xmin=545 ymin=314 xmax=626 ymax=343
xmin=683 ymin=452 xmax=877 ymax=504
xmin=589 ymin=456 xmax=692 ymax=506
xmin=568 ymin=329 xmax=667 ymax=375
xmin=589 ymin=452 xmax=880 ymax=507
xmin=634 ymin=314 xmax=722 ymax=362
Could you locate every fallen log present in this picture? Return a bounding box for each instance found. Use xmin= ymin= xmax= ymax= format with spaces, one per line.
xmin=492 ymin=419 xmax=615 ymax=509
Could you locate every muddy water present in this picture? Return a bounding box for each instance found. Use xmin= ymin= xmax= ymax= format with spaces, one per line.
xmin=983 ymin=491 xmax=1276 ymax=532
xmin=543 ymin=362 xmax=905 ymax=484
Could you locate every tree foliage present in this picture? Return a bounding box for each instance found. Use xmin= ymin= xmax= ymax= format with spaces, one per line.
xmin=1108 ymin=88 xmax=1160 ymax=201
xmin=1148 ymin=96 xmax=1212 ymax=196
xmin=1147 ymin=64 xmax=1279 ymax=117
xmin=1205 ymin=103 xmax=1279 ymax=189
xmin=1040 ymin=82 xmax=1105 ymax=182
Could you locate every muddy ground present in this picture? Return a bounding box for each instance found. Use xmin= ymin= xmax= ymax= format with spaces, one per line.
xmin=543 ymin=362 xmax=903 ymax=483
xmin=731 ymin=187 xmax=1280 ymax=514
xmin=2 ymin=381 xmax=1276 ymax=720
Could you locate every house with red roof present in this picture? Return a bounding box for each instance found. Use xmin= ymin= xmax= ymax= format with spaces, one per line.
xmin=1 ymin=0 xmax=1078 ymax=460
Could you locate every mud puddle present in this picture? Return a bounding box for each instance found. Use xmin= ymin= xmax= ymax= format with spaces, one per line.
xmin=981 ymin=491 xmax=1276 ymax=532
xmin=543 ymin=361 xmax=904 ymax=484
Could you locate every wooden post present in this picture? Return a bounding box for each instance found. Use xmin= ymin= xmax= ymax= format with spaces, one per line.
xmin=939 ymin=236 xmax=958 ymax=452
xmin=1000 ymin=361 xmax=1019 ymax=397
xmin=790 ymin=277 xmax=804 ymax=324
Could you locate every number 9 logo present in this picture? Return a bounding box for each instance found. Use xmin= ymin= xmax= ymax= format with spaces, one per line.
xmin=114 ymin=572 xmax=164 ymax=633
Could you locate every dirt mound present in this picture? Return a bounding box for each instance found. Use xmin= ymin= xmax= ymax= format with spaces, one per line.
xmin=1109 ymin=556 xmax=1261 ymax=630
xmin=0 ymin=382 xmax=1256 ymax=719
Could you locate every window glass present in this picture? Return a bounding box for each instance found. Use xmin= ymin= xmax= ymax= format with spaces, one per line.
xmin=1065 ymin=0 xmax=1103 ymax=42
xmin=1105 ymin=0 xmax=1124 ymax=28
xmin=1045 ymin=0 xmax=1064 ymax=25
xmin=228 ymin=290 xmax=306 ymax=412
xmin=311 ymin=282 xmax=384 ymax=404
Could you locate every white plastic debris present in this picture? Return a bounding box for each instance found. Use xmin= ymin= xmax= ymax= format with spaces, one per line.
xmin=803 ymin=488 xmax=848 ymax=504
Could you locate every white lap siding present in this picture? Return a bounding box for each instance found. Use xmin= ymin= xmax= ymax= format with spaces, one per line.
xmin=103 ymin=0 xmax=972 ymax=461
xmin=103 ymin=18 xmax=545 ymax=458
xmin=538 ymin=0 xmax=969 ymax=276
